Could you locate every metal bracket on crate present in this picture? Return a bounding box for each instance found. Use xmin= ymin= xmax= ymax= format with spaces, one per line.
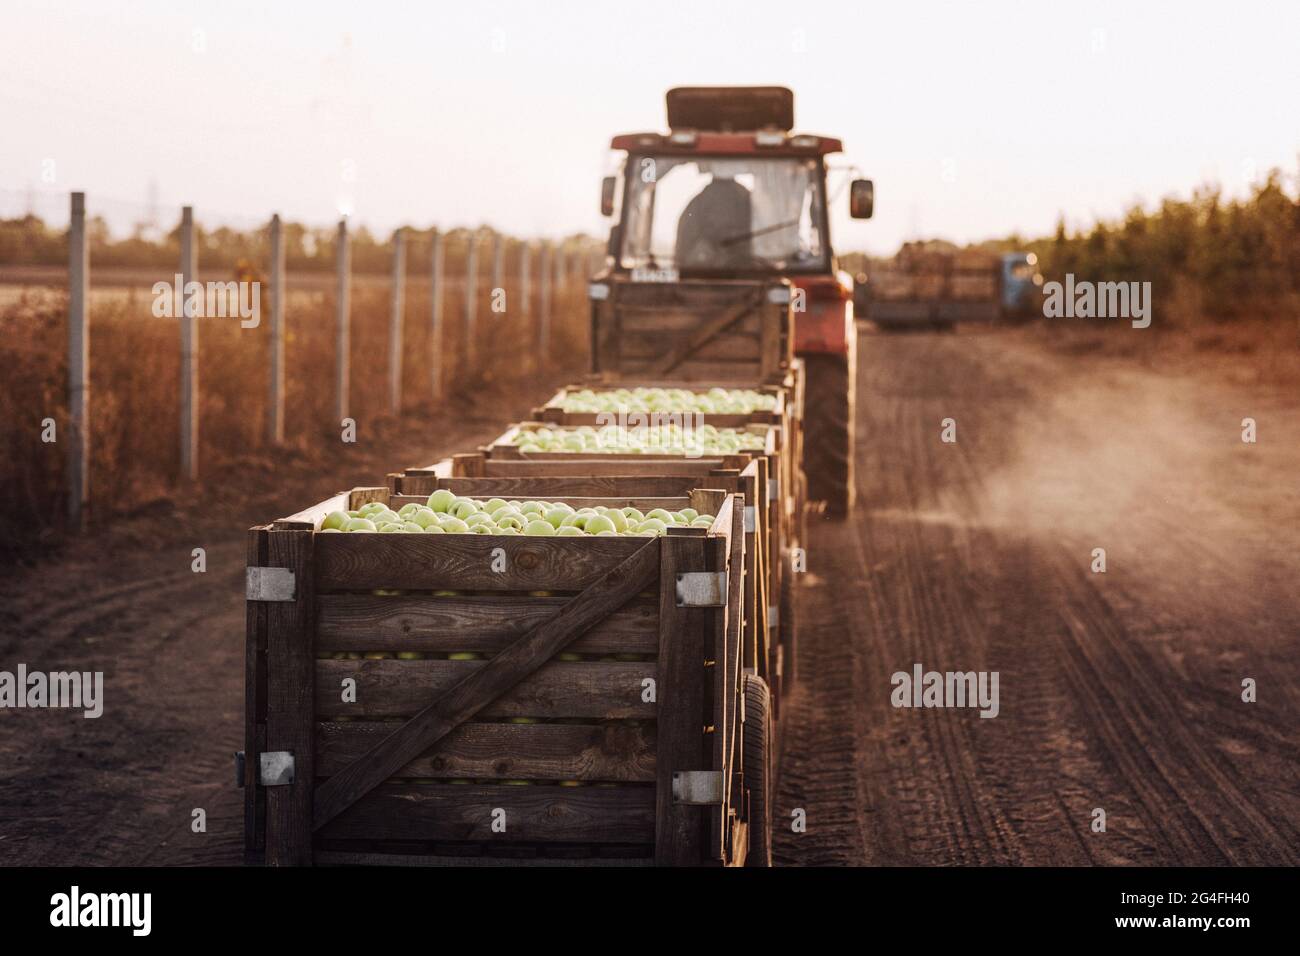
xmin=676 ymin=571 xmax=728 ymax=607
xmin=673 ymin=770 xmax=724 ymax=805
xmin=744 ymin=506 xmax=757 ymax=533
xmin=769 ymin=478 xmax=779 ymax=499
xmin=235 ymin=750 xmax=296 ymax=787
xmin=259 ymin=751 xmax=296 ymax=786
xmin=768 ymin=605 xmax=779 ymax=628
xmin=245 ymin=567 xmax=296 ymax=602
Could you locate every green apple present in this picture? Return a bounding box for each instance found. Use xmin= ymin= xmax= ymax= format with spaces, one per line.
xmin=427 ymin=489 xmax=456 ymax=513
xmin=584 ymin=514 xmax=617 ymax=535
xmin=448 ymin=651 xmax=481 ymax=661
xmin=495 ymin=514 xmax=525 ymax=531
xmin=423 ymin=524 xmax=445 ymax=533
xmin=622 ymin=507 xmax=645 ymax=523
xmin=439 ymin=516 xmax=470 ymax=533
xmin=556 ymin=526 xmax=585 ymax=536
xmin=691 ymin=515 xmax=714 ymax=528
xmin=345 ymin=517 xmax=377 ymax=532
xmin=679 ymin=507 xmax=699 ymax=521
xmin=544 ymin=506 xmax=572 ymax=529
xmin=646 ymin=508 xmax=675 ymax=525
xmin=524 ymin=519 xmax=556 ymax=536
xmin=452 ymin=498 xmax=479 ymax=520
xmin=410 ymin=510 xmax=438 ymax=529
xmin=638 ymin=518 xmax=668 ymax=534
xmin=484 ymin=498 xmax=509 ymax=514
xmin=398 ymin=502 xmax=420 ymax=518
xmin=396 ymin=651 xmax=423 ymax=660
xmin=322 ymin=510 xmax=350 ymax=531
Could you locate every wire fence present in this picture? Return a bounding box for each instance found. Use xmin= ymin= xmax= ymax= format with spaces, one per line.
xmin=1 ymin=191 xmax=605 ymax=532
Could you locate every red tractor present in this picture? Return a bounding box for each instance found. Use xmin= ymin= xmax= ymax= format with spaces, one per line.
xmin=594 ymin=86 xmax=873 ymax=514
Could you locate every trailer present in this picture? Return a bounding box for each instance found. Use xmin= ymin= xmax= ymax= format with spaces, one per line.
xmin=243 ymin=486 xmax=763 ymax=866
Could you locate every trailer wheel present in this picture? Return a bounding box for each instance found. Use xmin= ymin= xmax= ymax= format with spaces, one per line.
xmin=802 ymin=349 xmax=855 ymax=517
xmin=743 ymin=674 xmax=773 ymax=867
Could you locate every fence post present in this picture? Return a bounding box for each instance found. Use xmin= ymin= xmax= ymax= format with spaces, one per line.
xmin=268 ymin=213 xmax=285 ymax=445
xmin=519 ymin=240 xmax=531 ymax=325
xmin=463 ymin=231 xmax=478 ymax=371
xmin=388 ymin=227 xmax=406 ymax=415
xmin=67 ymin=192 xmax=89 ymax=527
xmin=430 ymin=228 xmax=445 ymax=400
xmin=179 ymin=205 xmax=198 ymax=481
xmin=554 ymin=243 xmax=567 ymax=301
xmin=538 ymin=241 xmax=552 ymax=367
xmin=335 ymin=219 xmax=351 ymax=424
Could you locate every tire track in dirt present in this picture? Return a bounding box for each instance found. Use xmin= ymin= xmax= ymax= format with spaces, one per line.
xmin=776 ymin=326 xmax=1300 ymax=866
xmin=0 ymin=393 xmax=558 ymax=866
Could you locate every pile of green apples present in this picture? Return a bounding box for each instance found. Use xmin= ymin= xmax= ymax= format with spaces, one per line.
xmin=513 ymin=423 xmax=765 ymax=455
xmin=557 ymin=386 xmax=776 ymax=414
xmin=319 ymin=490 xmax=714 ymax=536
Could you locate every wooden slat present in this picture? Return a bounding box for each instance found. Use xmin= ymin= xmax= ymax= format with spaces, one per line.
xmin=313 ymin=532 xmax=651 ymax=591
xmin=387 ymin=494 xmax=691 ymax=512
xmin=312 ymin=539 xmax=660 ymax=830
xmin=243 ymin=526 xmax=269 ymax=859
xmin=315 ymin=659 xmax=656 ymax=719
xmin=314 ymin=850 xmax=653 ymax=867
xmin=274 ymin=491 xmax=347 ymax=530
xmin=320 ymin=783 xmax=656 ymax=844
xmin=481 ymin=459 xmax=730 ymax=477
xmin=316 ymin=720 xmax=656 ymax=781
xmin=707 ymin=497 xmax=735 ymax=861
xmin=409 ymin=475 xmax=712 ymax=498
xmin=627 ymin=357 xmax=769 ymax=379
xmin=654 ymin=535 xmax=710 ymax=865
xmin=621 ymin=331 xmax=759 ymax=363
xmin=264 ymin=529 xmax=316 ymax=866
xmin=722 ymin=496 xmax=746 ymax=857
xmin=620 ymin=310 xmax=762 ymax=335
xmin=316 ymin=594 xmax=659 ymax=654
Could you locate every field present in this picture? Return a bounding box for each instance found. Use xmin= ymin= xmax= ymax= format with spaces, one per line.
xmin=0 ymin=260 xmax=592 ymax=559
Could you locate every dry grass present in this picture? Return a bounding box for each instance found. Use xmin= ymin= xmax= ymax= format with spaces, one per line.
xmin=0 ymin=273 xmax=591 ymax=552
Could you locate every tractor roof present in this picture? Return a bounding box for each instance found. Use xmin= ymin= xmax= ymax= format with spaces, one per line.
xmin=610 ymin=86 xmax=843 ymax=156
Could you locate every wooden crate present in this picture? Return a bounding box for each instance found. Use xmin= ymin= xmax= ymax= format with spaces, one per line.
xmin=532 ymin=382 xmax=788 ymax=429
xmin=244 ymin=489 xmax=750 ymax=866
xmin=394 ymin=445 xmax=797 ymax=710
xmin=590 ymin=277 xmax=793 ymax=384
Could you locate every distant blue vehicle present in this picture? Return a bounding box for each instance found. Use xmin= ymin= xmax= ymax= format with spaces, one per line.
xmin=1000 ymin=252 xmax=1045 ymax=317
xmin=855 ymin=248 xmax=1044 ymax=331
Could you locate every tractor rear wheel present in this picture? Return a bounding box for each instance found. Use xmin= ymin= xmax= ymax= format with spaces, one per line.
xmin=802 ymin=347 xmax=855 ymax=517
xmin=743 ymin=674 xmax=773 ymax=867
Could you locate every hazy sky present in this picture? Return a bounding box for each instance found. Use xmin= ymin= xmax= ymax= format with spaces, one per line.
xmin=2 ymin=0 xmax=1296 ymax=254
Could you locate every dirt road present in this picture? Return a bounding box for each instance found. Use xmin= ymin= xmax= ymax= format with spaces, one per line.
xmin=2 ymin=329 xmax=1296 ymax=867
xmin=0 ymin=390 xmax=545 ymax=866
xmin=775 ymin=326 xmax=1300 ymax=865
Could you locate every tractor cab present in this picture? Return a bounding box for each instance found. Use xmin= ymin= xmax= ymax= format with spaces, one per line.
xmin=593 ymin=87 xmax=870 ymax=515
xmin=601 ymin=89 xmax=871 ymax=318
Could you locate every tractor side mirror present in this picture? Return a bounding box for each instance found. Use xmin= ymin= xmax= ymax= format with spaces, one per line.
xmin=600 ymin=176 xmax=617 ymax=217
xmin=850 ymin=179 xmax=874 ymax=219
